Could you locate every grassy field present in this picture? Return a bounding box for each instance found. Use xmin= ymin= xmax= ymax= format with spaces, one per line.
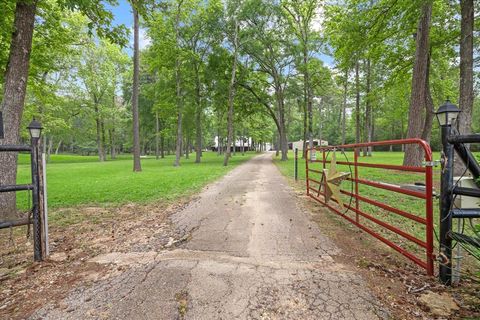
xmin=274 ymin=151 xmax=480 ymax=264
xmin=16 ymin=153 xmax=134 ymax=165
xmin=15 ymin=151 xmax=257 ymax=210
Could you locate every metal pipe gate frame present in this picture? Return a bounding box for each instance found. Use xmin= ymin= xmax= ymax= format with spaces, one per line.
xmin=0 ymin=141 xmax=45 ymax=261
xmin=305 ymin=138 xmax=435 ymax=276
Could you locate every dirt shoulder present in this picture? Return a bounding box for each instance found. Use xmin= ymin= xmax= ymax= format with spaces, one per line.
xmin=0 ymin=198 xmax=193 ymax=319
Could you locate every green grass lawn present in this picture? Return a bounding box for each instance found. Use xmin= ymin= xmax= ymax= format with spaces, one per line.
xmin=17 ymin=153 xmax=134 ymax=165
xmin=16 ymin=151 xmax=257 ymax=210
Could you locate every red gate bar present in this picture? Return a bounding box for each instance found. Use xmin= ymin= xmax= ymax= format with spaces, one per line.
xmin=348 ymin=177 xmax=427 ymax=199
xmin=305 ymin=138 xmax=434 ymax=276
xmin=308 ymin=184 xmax=428 ymax=247
xmin=340 ymin=189 xmax=427 ymax=224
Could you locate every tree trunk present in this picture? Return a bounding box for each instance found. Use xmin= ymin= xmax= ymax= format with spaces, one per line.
xmin=301 ymin=97 xmax=307 ymax=158
xmin=365 ymin=59 xmax=373 ymax=156
xmin=109 ymin=128 xmax=116 ymax=159
xmin=304 ymin=46 xmax=314 ymax=159
xmin=94 ymin=105 xmax=105 ymax=162
xmin=403 ymin=2 xmax=432 ymax=167
xmin=421 ymin=53 xmax=434 ymax=143
xmin=458 ymin=0 xmax=474 ymax=136
xmin=224 ymin=19 xmax=238 ymax=166
xmin=455 ymin=0 xmax=474 ymax=175
xmin=318 ymin=97 xmax=322 ymax=147
xmin=242 ymin=130 xmax=245 ymax=156
xmin=42 ymin=135 xmax=47 ymax=158
xmin=47 ymin=138 xmax=53 ymax=162
xmin=342 ymin=69 xmax=348 ymax=145
xmin=277 ymin=88 xmax=288 ymax=161
xmin=55 ymin=140 xmax=62 ymax=155
xmin=355 ymin=60 xmax=361 ymax=156
xmin=0 ymin=1 xmax=36 ymax=220
xmin=217 ymin=109 xmax=221 ymax=155
xmin=132 ymin=4 xmax=142 ymax=171
xmin=194 ymin=64 xmax=202 ymax=164
xmin=101 ymin=119 xmax=107 ymax=160
xmin=155 ymin=111 xmax=160 ymax=160
xmin=233 ymin=131 xmax=236 ymax=156
xmin=160 ymin=134 xmax=165 ymax=158
xmin=110 ymin=89 xmax=116 ymax=160
xmin=174 ymin=1 xmax=183 ymax=167
xmin=275 ymin=132 xmax=280 ymax=156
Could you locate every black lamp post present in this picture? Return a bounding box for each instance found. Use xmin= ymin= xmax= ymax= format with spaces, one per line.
xmin=435 ymin=100 xmax=461 ymax=128
xmin=28 ymin=118 xmax=43 ymax=140
xmin=27 ymin=119 xmax=43 ymax=261
xmin=435 ymin=100 xmax=460 ymax=285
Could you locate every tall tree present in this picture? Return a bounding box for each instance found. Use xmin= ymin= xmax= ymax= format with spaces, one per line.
xmin=174 ymin=0 xmax=184 ymax=167
xmin=132 ymin=2 xmax=142 ymax=171
xmin=224 ymin=14 xmax=238 ymax=166
xmin=325 ymin=0 xmax=458 ymax=152
xmin=0 ymin=0 xmax=127 ymax=219
xmin=355 ymin=60 xmax=361 ymax=150
xmin=74 ymin=37 xmax=128 ymax=162
xmin=282 ymin=0 xmax=320 ymax=158
xmin=341 ymin=69 xmax=348 ymax=145
xmin=403 ymin=1 xmax=433 ymax=167
xmin=240 ymin=0 xmax=292 ymax=160
xmin=458 ymin=0 xmax=474 ymax=135
xmin=454 ymin=0 xmax=474 ymax=174
xmin=0 ymin=1 xmax=37 ymax=219
xmin=185 ymin=0 xmax=222 ymax=164
xmin=364 ymin=58 xmax=373 ymax=156
xmin=155 ymin=111 xmax=160 ymax=159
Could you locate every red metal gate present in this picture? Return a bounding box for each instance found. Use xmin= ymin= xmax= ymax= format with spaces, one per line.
xmin=306 ymin=139 xmax=434 ymax=275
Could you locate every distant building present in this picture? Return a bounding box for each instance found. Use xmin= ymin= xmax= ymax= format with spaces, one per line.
xmin=289 ymin=139 xmax=328 ymax=150
xmin=211 ymin=136 xmax=254 ymax=152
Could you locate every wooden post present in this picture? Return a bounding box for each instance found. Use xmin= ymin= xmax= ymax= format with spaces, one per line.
xmin=40 ymin=153 xmax=49 ymax=256
xmin=294 ymin=148 xmax=298 ymax=181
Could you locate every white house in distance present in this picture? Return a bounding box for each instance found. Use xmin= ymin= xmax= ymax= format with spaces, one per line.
xmin=289 ymin=139 xmax=328 ymax=151
xmin=212 ymin=136 xmax=254 ymax=152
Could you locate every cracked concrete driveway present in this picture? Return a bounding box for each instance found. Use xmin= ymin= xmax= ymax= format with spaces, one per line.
xmin=32 ymin=153 xmax=387 ymax=320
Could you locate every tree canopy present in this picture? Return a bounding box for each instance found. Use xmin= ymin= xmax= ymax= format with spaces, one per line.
xmin=0 ymin=0 xmax=478 ymax=166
